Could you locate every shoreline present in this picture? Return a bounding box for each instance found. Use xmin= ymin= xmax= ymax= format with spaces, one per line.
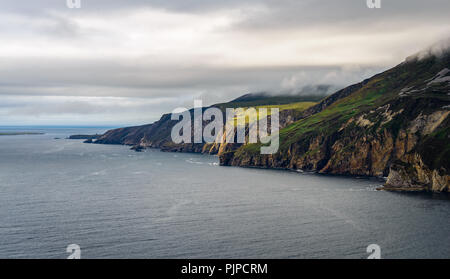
xmin=82 ymin=139 xmax=450 ymax=194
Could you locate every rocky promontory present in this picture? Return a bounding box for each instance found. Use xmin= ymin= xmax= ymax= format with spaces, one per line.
xmin=85 ymin=49 xmax=450 ymax=192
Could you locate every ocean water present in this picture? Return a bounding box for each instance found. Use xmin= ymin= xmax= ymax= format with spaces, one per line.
xmin=0 ymin=127 xmax=449 ymax=259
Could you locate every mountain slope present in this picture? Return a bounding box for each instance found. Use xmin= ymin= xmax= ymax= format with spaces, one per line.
xmin=94 ymin=94 xmax=321 ymax=153
xmin=221 ymin=52 xmax=450 ymax=192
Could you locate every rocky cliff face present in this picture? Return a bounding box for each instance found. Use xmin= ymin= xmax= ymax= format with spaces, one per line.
xmin=91 ymin=51 xmax=450 ymax=192
xmin=93 ymin=95 xmax=320 ymax=153
xmin=220 ymin=52 xmax=450 ymax=192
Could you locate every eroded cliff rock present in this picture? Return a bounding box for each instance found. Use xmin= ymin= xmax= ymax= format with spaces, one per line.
xmin=220 ymin=53 xmax=450 ymax=192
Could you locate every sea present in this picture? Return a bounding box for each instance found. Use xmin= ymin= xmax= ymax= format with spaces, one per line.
xmin=0 ymin=127 xmax=449 ymax=259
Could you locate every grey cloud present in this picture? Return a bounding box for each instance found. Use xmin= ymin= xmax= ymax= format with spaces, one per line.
xmin=0 ymin=0 xmax=448 ymax=125
xmin=0 ymin=0 xmax=256 ymax=14
xmin=406 ymin=38 xmax=450 ymax=61
xmin=7 ymin=99 xmax=169 ymax=116
xmin=0 ymin=56 xmax=384 ymax=98
xmin=232 ymin=0 xmax=450 ymax=31
xmin=2 ymin=1 xmax=450 ymax=26
xmin=0 ymin=95 xmax=183 ymax=125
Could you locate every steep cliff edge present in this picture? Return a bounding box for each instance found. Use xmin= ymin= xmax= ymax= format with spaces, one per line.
xmin=93 ymin=94 xmax=323 ymax=153
xmin=221 ymin=52 xmax=450 ymax=192
xmin=90 ymin=49 xmax=450 ymax=192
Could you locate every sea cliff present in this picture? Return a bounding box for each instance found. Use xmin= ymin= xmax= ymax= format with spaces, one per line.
xmin=88 ymin=51 xmax=450 ymax=192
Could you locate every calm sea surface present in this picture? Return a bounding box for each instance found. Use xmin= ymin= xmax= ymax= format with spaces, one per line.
xmin=0 ymin=127 xmax=449 ymax=259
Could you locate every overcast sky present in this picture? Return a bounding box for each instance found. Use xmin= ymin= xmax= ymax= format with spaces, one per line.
xmin=0 ymin=0 xmax=449 ymax=126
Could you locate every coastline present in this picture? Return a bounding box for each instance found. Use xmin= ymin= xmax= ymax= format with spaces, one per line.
xmin=81 ymin=137 xmax=442 ymax=194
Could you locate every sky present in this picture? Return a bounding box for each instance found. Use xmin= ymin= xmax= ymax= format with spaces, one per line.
xmin=0 ymin=0 xmax=449 ymax=126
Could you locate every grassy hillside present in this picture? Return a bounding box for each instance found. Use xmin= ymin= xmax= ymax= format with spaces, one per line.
xmin=224 ymin=51 xmax=450 ymax=192
xmin=238 ymin=53 xmax=450 ymax=155
xmin=214 ymin=94 xmax=325 ymax=110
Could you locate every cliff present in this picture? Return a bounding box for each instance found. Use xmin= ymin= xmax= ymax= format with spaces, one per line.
xmin=93 ymin=94 xmax=323 ymax=153
xmin=221 ymin=52 xmax=450 ymax=192
xmin=90 ymin=50 xmax=450 ymax=192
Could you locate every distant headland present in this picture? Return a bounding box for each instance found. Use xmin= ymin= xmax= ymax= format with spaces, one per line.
xmin=0 ymin=132 xmax=45 ymax=136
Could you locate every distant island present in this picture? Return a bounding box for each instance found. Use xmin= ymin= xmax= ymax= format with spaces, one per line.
xmin=0 ymin=132 xmax=44 ymax=136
